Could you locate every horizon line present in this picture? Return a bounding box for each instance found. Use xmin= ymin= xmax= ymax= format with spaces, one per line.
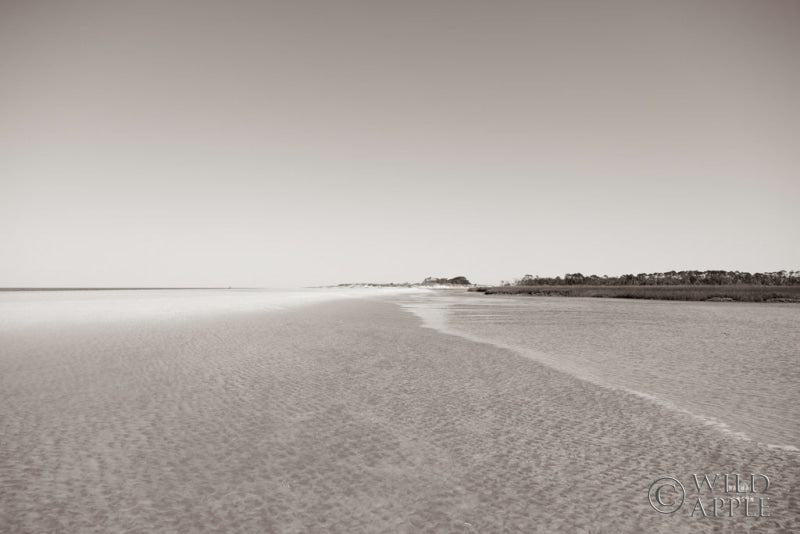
xmin=0 ymin=287 xmax=251 ymax=292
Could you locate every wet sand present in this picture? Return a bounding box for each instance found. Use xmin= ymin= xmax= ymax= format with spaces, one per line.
xmin=1 ymin=298 xmax=798 ymax=532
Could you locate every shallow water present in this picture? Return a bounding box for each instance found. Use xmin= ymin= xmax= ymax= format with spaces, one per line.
xmin=0 ymin=287 xmax=423 ymax=329
xmin=398 ymin=291 xmax=800 ymax=450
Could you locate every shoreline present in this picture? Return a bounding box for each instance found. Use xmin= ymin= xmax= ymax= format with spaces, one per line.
xmin=401 ymin=295 xmax=799 ymax=452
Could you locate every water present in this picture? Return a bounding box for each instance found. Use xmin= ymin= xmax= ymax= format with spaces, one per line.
xmin=398 ymin=290 xmax=800 ymax=451
xmin=0 ymin=287 xmax=424 ymax=330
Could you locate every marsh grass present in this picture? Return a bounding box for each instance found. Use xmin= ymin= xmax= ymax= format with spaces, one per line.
xmin=471 ymin=285 xmax=800 ymax=302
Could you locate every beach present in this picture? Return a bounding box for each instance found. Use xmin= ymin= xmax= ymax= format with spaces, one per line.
xmin=1 ymin=292 xmax=798 ymax=532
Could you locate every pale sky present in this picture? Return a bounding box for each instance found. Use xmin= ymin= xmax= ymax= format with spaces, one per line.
xmin=2 ymin=1 xmax=798 ymax=287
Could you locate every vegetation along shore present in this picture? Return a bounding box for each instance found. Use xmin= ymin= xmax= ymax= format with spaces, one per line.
xmin=471 ymin=270 xmax=800 ymax=302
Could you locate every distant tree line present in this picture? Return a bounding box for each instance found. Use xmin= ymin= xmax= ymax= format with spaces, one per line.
xmin=422 ymin=276 xmax=471 ymax=286
xmin=508 ymin=270 xmax=800 ymax=287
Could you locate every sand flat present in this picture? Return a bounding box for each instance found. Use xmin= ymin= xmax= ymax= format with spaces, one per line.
xmin=1 ymin=298 xmax=798 ymax=532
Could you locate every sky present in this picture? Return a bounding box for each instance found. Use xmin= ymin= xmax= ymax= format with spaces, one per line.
xmin=2 ymin=0 xmax=798 ymax=288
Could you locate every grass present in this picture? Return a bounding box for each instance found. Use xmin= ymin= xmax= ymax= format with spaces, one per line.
xmin=469 ymin=285 xmax=800 ymax=302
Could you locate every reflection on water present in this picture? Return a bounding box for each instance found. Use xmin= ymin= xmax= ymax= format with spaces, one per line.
xmin=398 ymin=291 xmax=800 ymax=450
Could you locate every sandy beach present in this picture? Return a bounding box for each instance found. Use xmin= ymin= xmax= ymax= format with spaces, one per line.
xmin=1 ymin=296 xmax=798 ymax=532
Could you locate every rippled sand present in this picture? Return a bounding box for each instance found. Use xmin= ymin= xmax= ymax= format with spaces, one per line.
xmin=1 ymin=299 xmax=798 ymax=532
